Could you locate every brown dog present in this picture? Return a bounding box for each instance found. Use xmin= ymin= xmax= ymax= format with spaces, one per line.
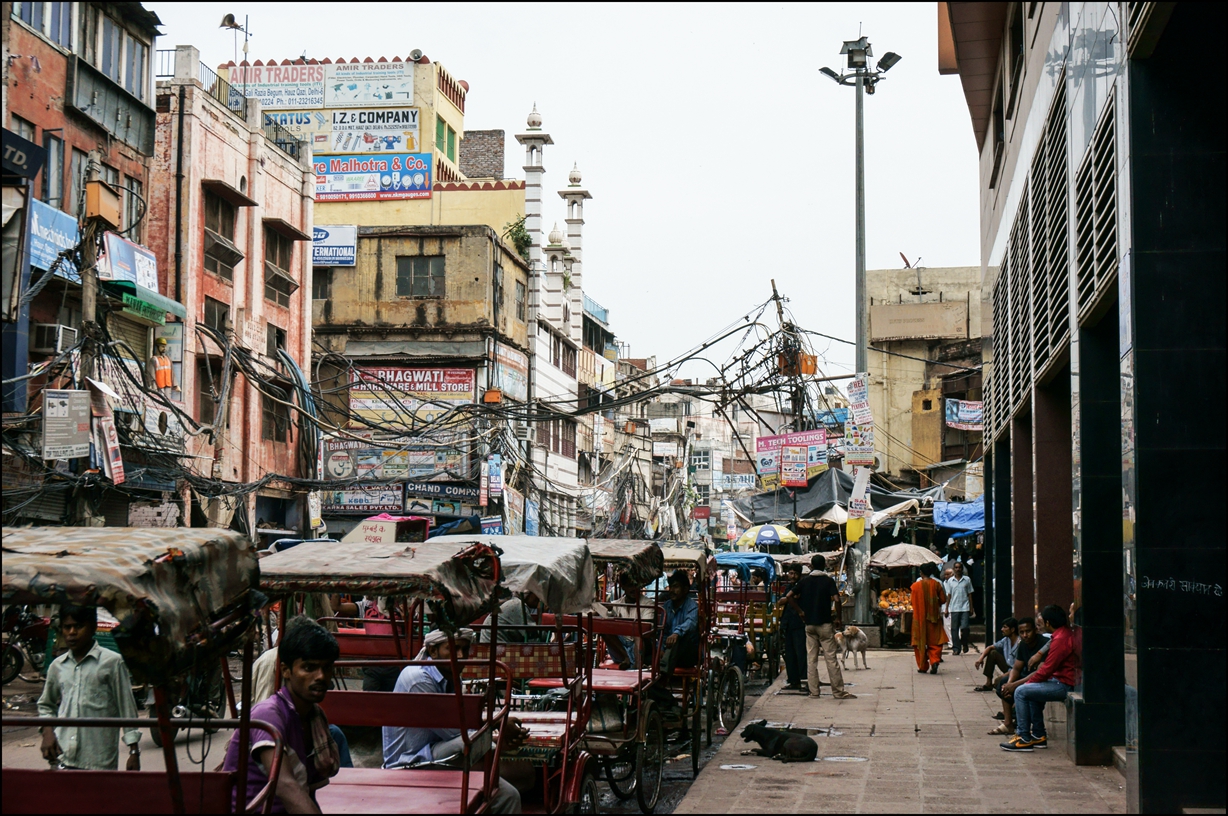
xmin=834 ymin=625 xmax=869 ymax=670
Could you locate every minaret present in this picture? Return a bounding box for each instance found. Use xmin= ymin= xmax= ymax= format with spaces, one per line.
xmin=560 ymin=163 xmax=591 ymax=345
xmin=515 ymin=104 xmax=553 ymax=333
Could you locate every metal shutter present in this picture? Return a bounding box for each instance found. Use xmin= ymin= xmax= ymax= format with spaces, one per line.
xmin=108 ymin=313 xmax=151 ymax=362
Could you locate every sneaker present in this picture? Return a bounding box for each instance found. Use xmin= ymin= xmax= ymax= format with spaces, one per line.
xmin=1000 ymin=734 xmax=1034 ymax=752
xmin=1030 ymin=735 xmax=1048 ymax=749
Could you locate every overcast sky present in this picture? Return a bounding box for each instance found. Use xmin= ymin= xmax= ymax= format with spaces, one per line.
xmin=150 ymin=2 xmax=980 ymax=379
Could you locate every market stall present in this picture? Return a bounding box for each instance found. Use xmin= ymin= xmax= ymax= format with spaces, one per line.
xmin=868 ymin=543 xmax=943 ymax=648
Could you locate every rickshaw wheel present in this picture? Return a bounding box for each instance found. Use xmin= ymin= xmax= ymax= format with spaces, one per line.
xmin=570 ymin=770 xmax=600 ymax=814
xmin=605 ymin=754 xmax=636 ymax=799
xmin=704 ymin=668 xmax=716 ymax=747
xmin=635 ymin=710 xmax=664 ymax=813
xmin=718 ymin=665 xmax=745 ymax=731
xmin=690 ymin=691 xmax=702 ymax=778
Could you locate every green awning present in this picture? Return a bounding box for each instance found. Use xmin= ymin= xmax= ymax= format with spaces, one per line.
xmin=100 ymin=280 xmax=187 ymax=319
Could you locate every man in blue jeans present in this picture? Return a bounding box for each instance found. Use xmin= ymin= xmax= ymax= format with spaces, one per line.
xmin=942 ymin=561 xmax=975 ymax=655
xmin=1001 ymin=604 xmax=1079 ymax=751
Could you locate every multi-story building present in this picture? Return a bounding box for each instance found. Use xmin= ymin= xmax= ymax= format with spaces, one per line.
xmin=866 ymin=264 xmax=987 ymax=494
xmin=941 ymin=3 xmax=1224 ymax=810
xmin=3 ymin=2 xmax=183 ymax=526
xmin=148 ymin=46 xmax=315 ymax=540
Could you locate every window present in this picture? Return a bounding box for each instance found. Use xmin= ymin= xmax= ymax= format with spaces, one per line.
xmin=262 ymin=391 xmax=290 ymax=442
xmin=203 ymin=191 xmax=241 ymax=282
xmin=691 ymin=450 xmax=711 ymax=471
xmin=123 ymin=175 xmax=143 ymax=241
xmin=203 ymin=296 xmax=229 ymax=333
xmin=436 ymin=116 xmax=446 ymax=153
xmin=266 ymin=323 xmax=284 ymax=360
xmin=41 ymin=133 xmax=63 ymax=206
xmin=696 ymin=484 xmax=711 ymax=504
xmin=312 ymin=268 xmax=332 ymax=300
xmin=10 ymin=115 xmax=35 ymax=142
xmin=15 ymin=2 xmax=72 ymax=47
xmin=100 ymin=14 xmax=120 ymax=83
xmin=515 ymin=280 xmax=526 ymax=321
xmin=550 ymin=333 xmax=576 ymax=377
xmin=264 ymin=227 xmax=297 ymax=308
xmin=67 ymin=149 xmax=88 ymax=215
xmin=447 ymin=126 xmax=456 ymax=162
xmin=123 ymin=30 xmax=147 ymax=100
xmin=395 ymin=255 xmax=445 ymax=298
xmin=197 ymin=359 xmax=224 ymax=425
xmin=1006 ymin=3 xmax=1025 ymax=119
xmin=100 ymin=163 xmax=119 ymax=187
xmin=558 ymin=419 xmax=576 ymax=458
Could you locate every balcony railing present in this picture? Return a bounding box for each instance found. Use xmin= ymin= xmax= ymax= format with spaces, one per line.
xmin=154 ymin=49 xmax=175 ymax=79
xmin=263 ymin=119 xmax=306 ymax=161
xmin=199 ymin=61 xmax=248 ymax=120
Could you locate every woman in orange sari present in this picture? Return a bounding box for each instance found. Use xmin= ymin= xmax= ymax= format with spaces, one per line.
xmin=911 ymin=562 xmax=948 ymax=673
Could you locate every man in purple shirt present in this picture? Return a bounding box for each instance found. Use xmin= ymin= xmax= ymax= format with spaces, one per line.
xmin=223 ymin=619 xmax=341 ymax=813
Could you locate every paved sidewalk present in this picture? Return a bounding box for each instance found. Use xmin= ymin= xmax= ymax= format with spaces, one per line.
xmin=676 ymin=648 xmax=1125 ymax=814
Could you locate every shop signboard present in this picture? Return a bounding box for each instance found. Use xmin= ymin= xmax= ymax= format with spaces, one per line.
xmin=493 ymin=343 xmax=528 ymax=402
xmin=488 ymin=454 xmax=503 ymax=498
xmin=844 ymin=422 xmax=875 ymax=467
xmin=266 ymin=108 xmax=421 ymax=155
xmin=691 ymin=506 xmax=711 ymax=520
xmin=525 ymin=499 xmax=539 ymax=536
xmin=481 ymin=515 xmax=504 ymax=535
xmin=348 ymin=367 xmax=475 ymax=425
xmin=326 ymin=61 xmax=415 ymax=107
xmin=227 ymin=63 xmax=326 ymax=109
xmin=404 ymin=480 xmax=480 ymax=501
xmin=312 ymin=225 xmax=357 ymax=267
xmin=944 ymin=399 xmax=983 ymax=431
xmin=755 ymin=433 xmax=784 ymax=490
xmin=313 ymin=153 xmax=432 ymax=201
xmin=503 ymin=486 xmax=525 ymax=535
xmin=42 ymin=389 xmax=90 ymax=459
xmin=322 ymin=486 xmax=405 ymax=514
xmin=27 ymin=198 xmax=79 ymax=280
xmin=99 ymin=232 xmax=158 ymax=291
xmin=780 ymin=444 xmax=809 ymax=488
xmin=847 ymin=374 xmax=873 ymax=426
xmin=652 ymin=441 xmax=678 ymax=458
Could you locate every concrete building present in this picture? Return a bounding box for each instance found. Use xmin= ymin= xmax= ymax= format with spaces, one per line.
xmin=940 ymin=3 xmax=1225 ymax=810
xmin=866 ymin=264 xmax=986 ymax=494
xmin=150 ymin=46 xmax=315 ymax=539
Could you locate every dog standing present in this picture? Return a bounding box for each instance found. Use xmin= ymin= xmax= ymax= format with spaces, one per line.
xmin=834 ymin=625 xmax=869 ymax=670
xmin=740 ymin=719 xmax=819 ymax=763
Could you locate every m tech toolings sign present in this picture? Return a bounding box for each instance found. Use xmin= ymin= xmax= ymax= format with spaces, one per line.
xmin=314 ymin=153 xmax=431 ymax=201
xmin=349 ymin=367 xmax=475 ymax=425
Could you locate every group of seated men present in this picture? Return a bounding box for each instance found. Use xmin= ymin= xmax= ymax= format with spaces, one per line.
xmin=225 ymin=568 xmax=700 ymax=813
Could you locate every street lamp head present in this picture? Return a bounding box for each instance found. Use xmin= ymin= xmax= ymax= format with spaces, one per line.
xmin=819 ymin=66 xmax=841 ymax=83
xmin=877 ymin=51 xmax=903 ymax=72
xmin=840 ymin=36 xmax=872 ymax=70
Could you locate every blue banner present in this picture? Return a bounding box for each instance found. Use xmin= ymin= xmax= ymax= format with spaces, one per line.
xmin=525 ymin=500 xmax=540 ymax=536
xmin=27 ymin=198 xmax=79 ymax=281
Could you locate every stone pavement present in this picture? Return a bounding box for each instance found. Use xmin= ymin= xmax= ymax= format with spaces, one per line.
xmin=676 ymin=648 xmax=1125 ymax=814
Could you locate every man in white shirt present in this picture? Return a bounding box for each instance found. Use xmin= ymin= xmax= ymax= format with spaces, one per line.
xmin=943 ymin=561 xmax=976 ymax=656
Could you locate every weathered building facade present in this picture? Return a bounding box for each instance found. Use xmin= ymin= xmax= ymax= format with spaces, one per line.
xmin=941 ymin=2 xmax=1225 ymax=811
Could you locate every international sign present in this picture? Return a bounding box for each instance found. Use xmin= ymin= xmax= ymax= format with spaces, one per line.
xmin=42 ymin=389 xmax=91 ymax=459
xmin=312 ymin=225 xmax=357 ymax=267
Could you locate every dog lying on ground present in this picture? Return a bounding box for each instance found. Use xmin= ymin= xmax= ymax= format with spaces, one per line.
xmin=740 ymin=719 xmax=819 ymax=763
xmin=834 ymin=625 xmax=869 ymax=670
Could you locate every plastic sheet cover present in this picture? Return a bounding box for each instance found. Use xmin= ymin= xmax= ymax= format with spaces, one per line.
xmin=431 ymin=535 xmax=596 ymax=614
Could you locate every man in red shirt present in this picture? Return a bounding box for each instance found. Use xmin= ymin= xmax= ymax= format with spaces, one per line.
xmin=1000 ymin=604 xmax=1080 ymax=752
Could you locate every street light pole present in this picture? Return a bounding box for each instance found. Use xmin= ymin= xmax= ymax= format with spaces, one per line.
xmin=854 ymin=68 xmax=868 ymax=376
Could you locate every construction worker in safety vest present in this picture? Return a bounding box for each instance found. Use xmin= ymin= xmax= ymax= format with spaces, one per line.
xmin=146 ymin=337 xmax=174 ymax=392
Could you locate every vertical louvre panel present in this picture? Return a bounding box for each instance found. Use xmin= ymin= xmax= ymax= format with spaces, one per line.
xmin=1076 ymin=96 xmax=1117 ymax=322
xmin=1008 ymin=188 xmax=1032 ymax=414
xmin=1033 ymin=76 xmax=1070 ymax=375
xmin=991 ymin=256 xmax=1011 ymax=432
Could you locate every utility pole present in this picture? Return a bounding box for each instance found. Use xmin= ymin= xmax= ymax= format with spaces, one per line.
xmin=79 ymin=156 xmax=101 ymax=383
xmin=854 ymin=69 xmax=867 ymax=375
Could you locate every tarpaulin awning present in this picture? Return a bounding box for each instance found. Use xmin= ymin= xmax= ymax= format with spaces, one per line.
xmin=586 ymin=539 xmax=665 ymax=588
xmin=433 ymin=535 xmax=596 ymax=615
xmin=934 ymin=500 xmax=986 ymax=531
xmin=715 ymin=552 xmax=777 ymax=582
xmin=660 ymin=546 xmax=711 ymax=580
xmin=258 ymin=539 xmax=505 ymax=630
xmin=868 ymin=543 xmax=945 ymax=569
xmin=1 ymin=527 xmax=256 ymax=684
xmin=732 ymin=467 xmax=945 ymax=526
xmin=100 ymin=279 xmax=187 ymax=319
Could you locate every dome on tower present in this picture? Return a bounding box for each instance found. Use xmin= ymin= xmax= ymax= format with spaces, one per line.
xmin=568 ymin=163 xmax=582 ymax=185
xmin=548 ymin=223 xmax=564 ymax=245
xmin=527 ymin=103 xmax=542 ymax=130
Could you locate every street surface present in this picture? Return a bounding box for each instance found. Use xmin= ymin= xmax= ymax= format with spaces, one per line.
xmin=675 ymin=649 xmax=1126 ymax=814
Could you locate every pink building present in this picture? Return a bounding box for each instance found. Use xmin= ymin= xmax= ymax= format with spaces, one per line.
xmin=148 ymin=46 xmax=314 ymax=539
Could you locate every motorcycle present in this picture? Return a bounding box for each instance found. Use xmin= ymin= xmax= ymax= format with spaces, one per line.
xmin=147 ymin=660 xmax=228 ymax=747
xmin=2 ymin=605 xmax=51 ymax=684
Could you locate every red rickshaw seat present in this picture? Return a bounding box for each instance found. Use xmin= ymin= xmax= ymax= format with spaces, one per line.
xmin=2 ymin=768 xmax=233 ymax=814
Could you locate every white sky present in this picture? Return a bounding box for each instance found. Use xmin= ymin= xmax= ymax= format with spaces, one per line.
xmin=149 ymin=2 xmax=980 ymax=379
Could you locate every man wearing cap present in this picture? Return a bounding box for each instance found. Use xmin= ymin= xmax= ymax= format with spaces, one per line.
xmin=145 ymin=336 xmax=175 ymax=394
xmin=383 ymin=628 xmax=526 ymax=813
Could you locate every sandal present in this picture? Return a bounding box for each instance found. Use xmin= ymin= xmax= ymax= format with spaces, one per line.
xmin=988 ymin=723 xmax=1012 ymax=735
xmin=973 ymin=684 xmax=994 ymax=692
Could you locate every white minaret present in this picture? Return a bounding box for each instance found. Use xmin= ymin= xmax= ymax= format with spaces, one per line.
xmin=560 ymin=163 xmax=591 ymax=344
xmin=515 ymin=104 xmax=553 ymax=333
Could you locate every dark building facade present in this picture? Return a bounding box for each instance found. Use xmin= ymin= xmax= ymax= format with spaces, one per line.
xmin=940 ymin=2 xmax=1224 ymax=813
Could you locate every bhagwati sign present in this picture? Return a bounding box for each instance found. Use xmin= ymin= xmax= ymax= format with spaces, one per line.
xmin=349 ymin=367 xmax=475 ymax=426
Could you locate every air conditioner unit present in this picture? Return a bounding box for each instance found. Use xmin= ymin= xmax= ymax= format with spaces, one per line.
xmin=31 ymin=324 xmax=78 ymax=354
xmin=514 ymin=423 xmax=533 ymax=442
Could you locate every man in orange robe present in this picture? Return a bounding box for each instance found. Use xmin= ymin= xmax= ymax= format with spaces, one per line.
xmin=911 ymin=562 xmax=948 ymax=673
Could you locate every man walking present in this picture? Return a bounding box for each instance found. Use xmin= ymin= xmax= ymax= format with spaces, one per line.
xmin=784 ymin=555 xmax=856 ymax=700
xmin=911 ymin=563 xmax=948 ymax=674
xmin=943 ymin=561 xmax=975 ymax=656
xmin=776 ymin=563 xmax=807 ymax=691
xmin=38 ymin=605 xmax=141 ymax=770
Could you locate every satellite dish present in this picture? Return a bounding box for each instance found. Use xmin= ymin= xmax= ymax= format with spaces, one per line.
xmin=409 ymin=49 xmax=424 ymax=61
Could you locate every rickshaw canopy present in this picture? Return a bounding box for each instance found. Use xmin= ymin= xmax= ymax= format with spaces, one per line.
xmin=714 ymin=551 xmax=777 ymax=582
xmin=432 ymin=534 xmax=596 ymax=614
xmin=659 ymin=546 xmax=711 ymax=581
xmin=1 ymin=526 xmax=257 ymax=684
xmin=257 ymin=538 xmax=504 ymax=630
xmin=586 ymin=539 xmax=665 ymax=588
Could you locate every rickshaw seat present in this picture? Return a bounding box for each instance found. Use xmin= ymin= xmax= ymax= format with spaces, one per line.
xmin=464 ymin=642 xmax=578 ymax=681
xmin=333 ymin=630 xmax=410 ymax=658
xmin=318 ymin=768 xmax=482 ymax=814
xmin=538 ymin=613 xmax=654 ymax=639
xmin=529 ymin=669 xmax=652 ymax=694
xmin=2 ymin=768 xmax=233 ymax=814
xmin=321 ymin=690 xmax=485 ymax=731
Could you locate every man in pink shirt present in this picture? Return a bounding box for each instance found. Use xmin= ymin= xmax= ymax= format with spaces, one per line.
xmin=1000 ymin=604 xmax=1080 ymax=752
